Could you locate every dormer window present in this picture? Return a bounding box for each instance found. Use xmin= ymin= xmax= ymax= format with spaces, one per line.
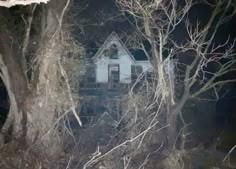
xmin=103 ymin=43 xmax=118 ymax=59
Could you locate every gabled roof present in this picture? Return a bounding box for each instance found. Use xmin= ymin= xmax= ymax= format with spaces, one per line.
xmin=129 ymin=49 xmax=149 ymax=61
xmin=92 ymin=32 xmax=136 ymax=62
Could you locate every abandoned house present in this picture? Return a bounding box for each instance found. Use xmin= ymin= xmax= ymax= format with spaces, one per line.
xmin=79 ymin=32 xmax=153 ymax=89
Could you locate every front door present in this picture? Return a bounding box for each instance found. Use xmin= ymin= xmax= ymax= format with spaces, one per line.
xmin=108 ymin=64 xmax=119 ymax=88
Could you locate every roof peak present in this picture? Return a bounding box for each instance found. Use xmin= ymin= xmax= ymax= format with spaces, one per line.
xmin=92 ymin=32 xmax=136 ymax=62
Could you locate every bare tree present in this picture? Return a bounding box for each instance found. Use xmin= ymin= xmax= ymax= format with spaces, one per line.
xmin=79 ymin=2 xmax=236 ymax=168
xmin=0 ymin=0 xmax=83 ymax=161
xmin=116 ymin=0 xmax=236 ymax=149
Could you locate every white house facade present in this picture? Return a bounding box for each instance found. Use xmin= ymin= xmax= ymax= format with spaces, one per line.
xmin=92 ymin=32 xmax=152 ymax=85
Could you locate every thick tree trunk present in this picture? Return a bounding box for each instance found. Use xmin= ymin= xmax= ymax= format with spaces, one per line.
xmin=25 ymin=38 xmax=63 ymax=156
xmin=0 ymin=1 xmax=68 ymax=157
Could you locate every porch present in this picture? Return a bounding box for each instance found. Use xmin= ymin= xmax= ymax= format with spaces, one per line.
xmin=79 ymin=81 xmax=129 ymax=96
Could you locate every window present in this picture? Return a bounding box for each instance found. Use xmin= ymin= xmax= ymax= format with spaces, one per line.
xmin=103 ymin=43 xmax=118 ymax=59
xmin=131 ymin=65 xmax=143 ymax=81
xmin=86 ymin=66 xmax=96 ymax=83
xmin=108 ymin=64 xmax=120 ymax=84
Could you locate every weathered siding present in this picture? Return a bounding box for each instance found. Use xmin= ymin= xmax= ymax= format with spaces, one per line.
xmin=134 ymin=61 xmax=153 ymax=72
xmin=95 ymin=36 xmax=134 ymax=83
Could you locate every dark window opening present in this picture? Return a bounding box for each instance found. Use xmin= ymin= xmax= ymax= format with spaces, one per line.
xmin=103 ymin=43 xmax=118 ymax=59
xmin=131 ymin=65 xmax=143 ymax=81
xmin=85 ymin=66 xmax=96 ymax=83
xmin=108 ymin=64 xmax=120 ymax=86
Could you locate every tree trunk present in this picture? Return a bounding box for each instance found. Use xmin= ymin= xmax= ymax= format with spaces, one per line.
xmin=0 ymin=30 xmax=28 ymax=140
xmin=0 ymin=1 xmax=69 ymax=157
xmin=167 ymin=91 xmax=189 ymax=148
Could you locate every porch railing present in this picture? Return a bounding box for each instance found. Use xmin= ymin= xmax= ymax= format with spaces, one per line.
xmin=79 ymin=81 xmax=129 ymax=90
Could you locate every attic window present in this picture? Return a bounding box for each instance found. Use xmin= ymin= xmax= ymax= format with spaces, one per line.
xmin=103 ymin=43 xmax=118 ymax=59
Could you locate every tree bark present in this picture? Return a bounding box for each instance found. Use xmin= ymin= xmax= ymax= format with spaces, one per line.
xmin=167 ymin=94 xmax=189 ymax=148
xmin=0 ymin=1 xmax=68 ymax=157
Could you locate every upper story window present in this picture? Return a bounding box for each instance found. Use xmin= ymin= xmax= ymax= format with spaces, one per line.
xmin=103 ymin=43 xmax=118 ymax=59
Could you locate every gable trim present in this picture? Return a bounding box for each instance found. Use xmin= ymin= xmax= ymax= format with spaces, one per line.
xmin=92 ymin=32 xmax=136 ymax=63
